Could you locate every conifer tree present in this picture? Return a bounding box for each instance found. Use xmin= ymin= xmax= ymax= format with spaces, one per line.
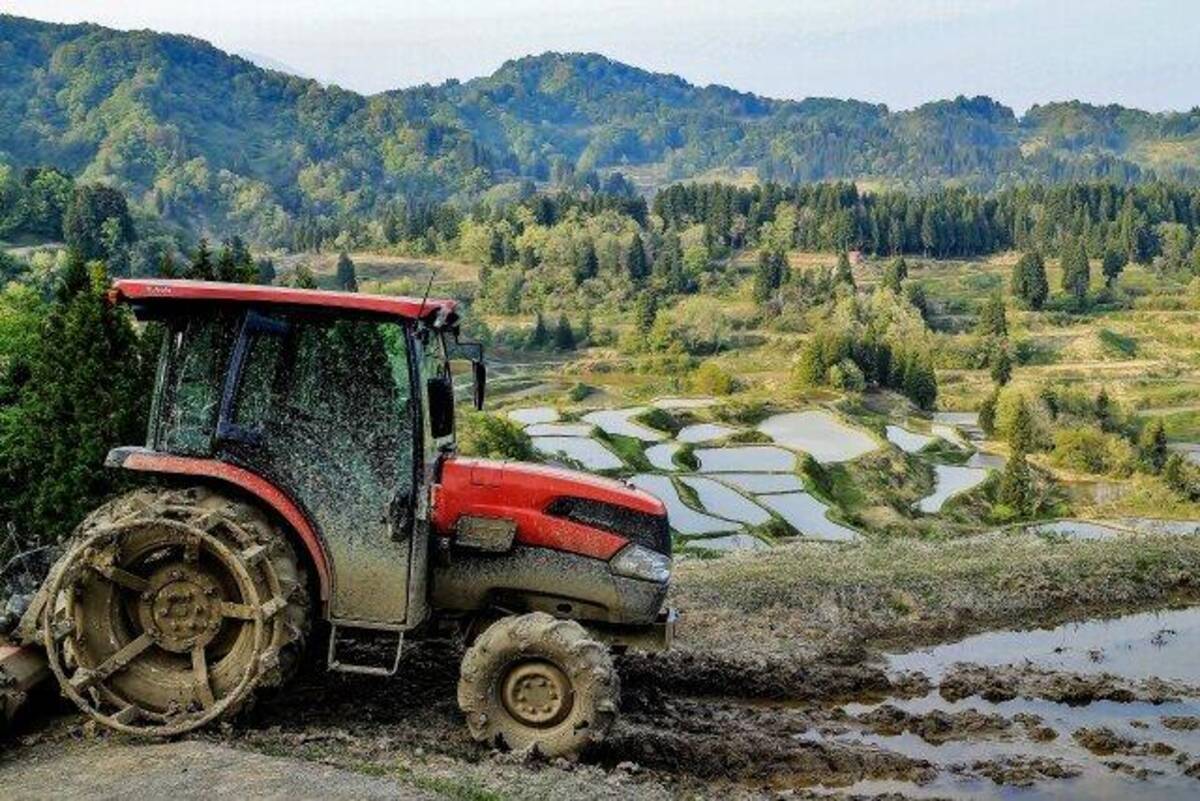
xmin=998 ymin=450 xmax=1034 ymax=516
xmin=977 ymin=293 xmax=1007 ymax=337
xmin=989 ymin=341 xmax=1012 ymax=386
xmin=1011 ymin=250 xmax=1048 ymax=310
xmin=554 ymin=315 xmax=576 ymax=350
xmin=189 ymin=238 xmax=215 ymax=280
xmin=1101 ymin=248 xmax=1126 ymax=289
xmin=1095 ymin=387 xmax=1115 ymax=432
xmin=1140 ymin=419 xmax=1168 ymax=473
xmin=626 ymin=235 xmax=647 ymax=281
xmin=1062 ymin=239 xmax=1091 ymax=308
xmin=574 ymin=241 xmax=598 ymax=283
xmin=881 ymin=256 xmax=907 ymax=293
xmin=1008 ymin=396 xmax=1036 ymax=453
xmin=529 ymin=312 xmax=548 ymax=348
xmin=335 ymin=250 xmax=358 ymax=292
xmin=633 ymin=293 xmax=657 ymax=336
xmin=256 ymin=257 xmax=276 ymax=285
xmin=0 ymin=252 xmax=152 ymax=545
xmin=835 ymin=251 xmax=855 ymax=288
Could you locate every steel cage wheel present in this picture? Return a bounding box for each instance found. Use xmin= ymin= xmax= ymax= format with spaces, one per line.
xmin=40 ymin=513 xmax=278 ymax=736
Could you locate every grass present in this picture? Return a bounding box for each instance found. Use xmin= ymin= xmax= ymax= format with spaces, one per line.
xmin=673 ymin=530 xmax=1200 ymax=654
xmin=593 ymin=430 xmax=651 ymax=472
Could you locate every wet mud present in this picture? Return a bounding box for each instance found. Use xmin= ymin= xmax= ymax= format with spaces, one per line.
xmin=9 ymin=606 xmax=1200 ymax=799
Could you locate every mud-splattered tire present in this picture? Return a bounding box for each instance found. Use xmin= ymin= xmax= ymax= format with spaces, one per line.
xmin=38 ymin=485 xmax=310 ymax=736
xmin=457 ymin=612 xmax=618 ymax=758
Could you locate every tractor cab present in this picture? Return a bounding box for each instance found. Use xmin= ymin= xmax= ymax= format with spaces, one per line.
xmin=113 ymin=279 xmax=483 ymax=633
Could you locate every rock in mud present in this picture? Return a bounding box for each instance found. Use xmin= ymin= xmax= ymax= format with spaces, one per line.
xmin=856 ymin=704 xmax=1012 ymax=744
xmin=951 ymin=755 xmax=1082 ymax=787
xmin=940 ymin=662 xmax=1198 ymax=705
xmin=1073 ymin=726 xmax=1176 ymax=757
xmin=1104 ymin=760 xmax=1163 ymax=780
xmin=1162 ymin=715 xmax=1200 ymax=731
xmin=1012 ymin=712 xmax=1058 ymax=741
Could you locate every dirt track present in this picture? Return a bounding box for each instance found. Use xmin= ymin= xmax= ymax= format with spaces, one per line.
xmin=0 ymin=740 xmax=435 ymax=801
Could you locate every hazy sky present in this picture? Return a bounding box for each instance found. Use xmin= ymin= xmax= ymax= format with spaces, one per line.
xmin=7 ymin=1 xmax=1197 ymax=112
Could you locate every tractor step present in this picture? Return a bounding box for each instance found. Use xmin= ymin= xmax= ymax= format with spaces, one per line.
xmin=325 ymin=622 xmax=404 ymax=676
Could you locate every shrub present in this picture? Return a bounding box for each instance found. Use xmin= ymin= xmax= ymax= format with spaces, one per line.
xmin=1050 ymin=426 xmax=1135 ymax=477
xmin=688 ymin=361 xmax=736 ymax=395
xmin=828 ymin=359 xmax=866 ymax=392
xmin=456 ymin=411 xmax=533 ymax=460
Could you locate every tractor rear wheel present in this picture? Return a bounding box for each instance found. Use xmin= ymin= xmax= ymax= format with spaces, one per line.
xmin=457 ymin=612 xmax=618 ymax=758
xmin=39 ymin=486 xmax=310 ymax=736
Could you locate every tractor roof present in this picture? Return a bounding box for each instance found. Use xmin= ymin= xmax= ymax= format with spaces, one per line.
xmin=111 ymin=279 xmax=458 ymax=325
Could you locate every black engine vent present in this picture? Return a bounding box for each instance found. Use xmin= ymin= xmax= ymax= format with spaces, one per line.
xmin=545 ymin=497 xmax=671 ymax=556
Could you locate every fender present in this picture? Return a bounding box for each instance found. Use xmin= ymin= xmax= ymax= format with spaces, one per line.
xmin=106 ymin=446 xmax=332 ymax=601
xmin=432 ymin=456 xmax=667 ymax=560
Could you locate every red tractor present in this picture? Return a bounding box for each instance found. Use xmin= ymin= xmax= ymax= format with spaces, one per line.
xmin=10 ymin=279 xmax=674 ymax=757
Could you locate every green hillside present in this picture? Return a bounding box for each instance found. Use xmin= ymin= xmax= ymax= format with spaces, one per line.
xmin=3 ymin=14 xmax=1200 ymax=245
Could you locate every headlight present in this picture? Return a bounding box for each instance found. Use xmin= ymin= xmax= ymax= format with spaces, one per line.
xmin=610 ymin=544 xmax=671 ymax=583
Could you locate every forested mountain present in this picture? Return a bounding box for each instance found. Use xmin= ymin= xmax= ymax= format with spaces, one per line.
xmin=3 ymin=14 xmax=1200 ymax=245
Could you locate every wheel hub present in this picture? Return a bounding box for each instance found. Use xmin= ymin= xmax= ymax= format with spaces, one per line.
xmin=501 ymin=660 xmax=573 ymax=727
xmin=138 ymin=565 xmax=224 ymax=653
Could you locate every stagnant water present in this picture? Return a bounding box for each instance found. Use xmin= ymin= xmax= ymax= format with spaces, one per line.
xmin=821 ymin=607 xmax=1200 ymax=800
xmin=757 ymin=410 xmax=878 ymax=463
xmin=529 ymin=436 xmax=623 ymax=471
xmin=918 ymin=464 xmax=989 ymax=513
xmin=581 ymin=407 xmax=667 ymax=441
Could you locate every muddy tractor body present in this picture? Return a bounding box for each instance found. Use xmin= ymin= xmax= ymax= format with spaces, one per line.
xmin=13 ymin=279 xmax=673 ymax=756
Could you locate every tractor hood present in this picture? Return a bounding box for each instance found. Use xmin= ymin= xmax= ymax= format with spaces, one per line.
xmin=431 ymin=457 xmax=670 ymax=559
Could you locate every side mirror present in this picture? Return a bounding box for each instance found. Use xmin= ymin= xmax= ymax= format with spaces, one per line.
xmin=427 ymin=376 xmax=455 ymax=439
xmin=472 ymin=360 xmax=486 ymax=410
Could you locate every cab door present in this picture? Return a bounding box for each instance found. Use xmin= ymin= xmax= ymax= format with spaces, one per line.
xmin=219 ymin=311 xmax=422 ymax=627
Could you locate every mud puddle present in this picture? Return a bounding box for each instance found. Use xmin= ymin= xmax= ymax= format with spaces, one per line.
xmin=889 ymin=605 xmax=1200 ymax=683
xmin=812 ymin=607 xmax=1200 ymax=799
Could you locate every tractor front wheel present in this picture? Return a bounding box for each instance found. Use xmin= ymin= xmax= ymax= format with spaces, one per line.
xmin=457 ymin=612 xmax=618 ymax=758
xmin=38 ymin=486 xmax=310 ymax=736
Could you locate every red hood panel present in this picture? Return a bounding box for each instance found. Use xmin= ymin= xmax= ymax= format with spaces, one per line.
xmin=431 ymin=456 xmax=665 ymax=560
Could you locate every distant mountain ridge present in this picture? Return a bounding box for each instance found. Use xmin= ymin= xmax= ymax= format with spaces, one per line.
xmin=2 ymin=14 xmax=1199 ymax=242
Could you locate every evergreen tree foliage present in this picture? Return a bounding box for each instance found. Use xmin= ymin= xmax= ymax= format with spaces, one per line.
xmin=1139 ymin=419 xmax=1168 ymax=473
xmin=0 ymin=253 xmax=153 ymax=546
xmin=997 ymin=450 xmax=1034 ymax=516
xmin=752 ymin=246 xmax=787 ymax=302
xmin=979 ymin=389 xmax=999 ymax=435
xmin=1095 ymin=387 xmax=1115 ymax=432
xmin=976 ymin=293 xmax=1008 ymax=337
xmin=633 ymin=293 xmax=657 ymax=336
xmin=625 ymin=235 xmax=647 ymax=281
xmin=256 ymin=257 xmax=277 ymax=285
xmin=189 ymin=238 xmax=215 ymax=280
xmin=1061 ymin=238 xmax=1091 ymax=308
xmin=835 ymin=251 xmax=856 ymax=288
xmin=1008 ymin=396 xmax=1036 ymax=453
xmin=335 ymin=250 xmax=358 ymax=292
xmin=554 ymin=315 xmax=576 ymax=350
xmin=1010 ymin=250 xmax=1048 ymax=310
xmin=62 ymin=184 xmax=134 ymax=262
xmin=989 ymin=340 xmax=1012 ymax=386
xmin=574 ymin=241 xmax=598 ymax=283
xmin=881 ymin=256 xmax=907 ymax=293
xmin=529 ymin=312 xmax=548 ymax=348
xmin=1101 ymin=248 xmax=1126 ymax=288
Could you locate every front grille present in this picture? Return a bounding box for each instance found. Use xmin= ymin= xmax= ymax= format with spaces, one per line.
xmin=546 ymin=497 xmax=671 ymax=556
